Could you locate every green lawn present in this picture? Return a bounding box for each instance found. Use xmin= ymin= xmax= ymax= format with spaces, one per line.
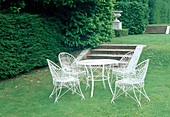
xmin=1 ymin=34 xmax=170 ymax=117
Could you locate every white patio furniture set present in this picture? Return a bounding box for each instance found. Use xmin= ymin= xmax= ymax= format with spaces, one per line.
xmin=47 ymin=52 xmax=150 ymax=107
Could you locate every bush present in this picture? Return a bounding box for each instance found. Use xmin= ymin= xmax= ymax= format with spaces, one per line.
xmin=0 ymin=13 xmax=66 ymax=79
xmin=0 ymin=0 xmax=115 ymax=50
xmin=114 ymin=29 xmax=128 ymax=37
xmin=0 ymin=0 xmax=115 ymax=79
xmin=114 ymin=2 xmax=149 ymax=34
xmin=116 ymin=0 xmax=148 ymax=4
xmin=54 ymin=1 xmax=115 ymax=50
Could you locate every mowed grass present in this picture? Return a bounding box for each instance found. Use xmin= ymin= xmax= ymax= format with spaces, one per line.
xmin=0 ymin=34 xmax=170 ymax=117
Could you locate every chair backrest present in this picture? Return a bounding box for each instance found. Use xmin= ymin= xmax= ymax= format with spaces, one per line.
xmin=135 ymin=59 xmax=149 ymax=82
xmin=119 ymin=51 xmax=134 ymax=68
xmin=58 ymin=52 xmax=77 ymax=70
xmin=120 ymin=51 xmax=134 ymax=62
xmin=47 ymin=59 xmax=62 ymax=81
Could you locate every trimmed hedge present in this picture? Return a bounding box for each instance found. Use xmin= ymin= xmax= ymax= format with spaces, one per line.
xmin=0 ymin=0 xmax=115 ymax=79
xmin=0 ymin=13 xmax=66 ymax=79
xmin=114 ymin=2 xmax=149 ymax=34
xmin=54 ymin=1 xmax=115 ymax=50
xmin=116 ymin=0 xmax=148 ymax=4
xmin=0 ymin=0 xmax=115 ymax=50
xmin=114 ymin=29 xmax=128 ymax=37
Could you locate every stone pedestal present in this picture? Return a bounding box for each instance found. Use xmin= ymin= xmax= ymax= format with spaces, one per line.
xmin=113 ymin=22 xmax=122 ymax=29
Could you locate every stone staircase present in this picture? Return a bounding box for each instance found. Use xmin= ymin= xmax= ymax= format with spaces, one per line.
xmin=144 ymin=26 xmax=167 ymax=34
xmin=77 ymin=44 xmax=146 ymax=70
xmin=86 ymin=44 xmax=136 ymax=60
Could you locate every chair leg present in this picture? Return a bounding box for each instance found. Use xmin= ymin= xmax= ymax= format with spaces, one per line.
xmin=71 ymin=83 xmax=76 ymax=94
xmin=108 ymin=78 xmax=114 ymax=95
xmin=54 ymin=84 xmax=62 ymax=103
xmin=133 ymin=87 xmax=141 ymax=107
xmin=85 ymin=65 xmax=90 ymax=90
xmin=85 ymin=77 xmax=90 ymax=90
xmin=77 ymin=82 xmax=85 ymax=100
xmin=142 ymin=87 xmax=150 ymax=102
xmin=139 ymin=87 xmax=142 ymax=102
xmin=49 ymin=85 xmax=56 ymax=98
xmin=111 ymin=85 xmax=117 ymax=104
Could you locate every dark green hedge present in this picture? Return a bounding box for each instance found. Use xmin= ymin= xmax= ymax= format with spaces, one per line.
xmin=114 ymin=2 xmax=149 ymax=34
xmin=0 ymin=0 xmax=115 ymax=79
xmin=0 ymin=13 xmax=66 ymax=79
xmin=0 ymin=0 xmax=115 ymax=50
xmin=116 ymin=0 xmax=148 ymax=4
xmin=114 ymin=29 xmax=128 ymax=37
xmin=55 ymin=1 xmax=115 ymax=50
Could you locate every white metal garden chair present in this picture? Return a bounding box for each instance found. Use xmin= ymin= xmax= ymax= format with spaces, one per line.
xmin=58 ymin=52 xmax=88 ymax=82
xmin=111 ymin=59 xmax=150 ymax=107
xmin=47 ymin=59 xmax=85 ymax=103
xmin=111 ymin=51 xmax=134 ymax=81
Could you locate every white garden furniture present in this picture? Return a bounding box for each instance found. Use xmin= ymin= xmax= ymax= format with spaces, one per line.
xmin=58 ymin=52 xmax=87 ymax=82
xmin=47 ymin=59 xmax=85 ymax=103
xmin=111 ymin=59 xmax=150 ymax=107
xmin=112 ymin=51 xmax=134 ymax=81
xmin=77 ymin=59 xmax=119 ymax=97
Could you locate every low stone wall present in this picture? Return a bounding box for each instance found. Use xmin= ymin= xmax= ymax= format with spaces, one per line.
xmin=127 ymin=45 xmax=147 ymax=70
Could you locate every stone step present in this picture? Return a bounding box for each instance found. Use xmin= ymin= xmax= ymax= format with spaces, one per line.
xmin=145 ymin=26 xmax=167 ymax=34
xmin=97 ymin=44 xmax=137 ymax=49
xmin=87 ymin=54 xmax=132 ymax=60
xmin=91 ymin=49 xmax=134 ymax=54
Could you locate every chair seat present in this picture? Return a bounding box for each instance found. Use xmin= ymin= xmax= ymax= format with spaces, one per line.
xmin=54 ymin=76 xmax=79 ymax=83
xmin=62 ymin=70 xmax=86 ymax=78
xmin=116 ymin=78 xmax=142 ymax=85
xmin=112 ymin=68 xmax=128 ymax=74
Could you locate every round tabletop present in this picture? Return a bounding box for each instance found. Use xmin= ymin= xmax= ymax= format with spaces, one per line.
xmin=76 ymin=59 xmax=119 ymax=66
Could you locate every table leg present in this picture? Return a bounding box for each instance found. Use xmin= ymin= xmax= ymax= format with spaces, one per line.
xmin=102 ymin=64 xmax=106 ymax=89
xmin=89 ymin=65 xmax=94 ymax=97
xmin=108 ymin=64 xmax=114 ymax=95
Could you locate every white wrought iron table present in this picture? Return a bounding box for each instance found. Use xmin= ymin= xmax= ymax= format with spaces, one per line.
xmin=77 ymin=59 xmax=119 ymax=97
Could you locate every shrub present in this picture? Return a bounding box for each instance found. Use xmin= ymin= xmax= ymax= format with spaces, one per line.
xmin=116 ymin=0 xmax=148 ymax=4
xmin=1 ymin=0 xmax=115 ymax=50
xmin=114 ymin=2 xmax=149 ymax=34
xmin=114 ymin=29 xmax=128 ymax=37
xmin=0 ymin=0 xmax=115 ymax=79
xmin=0 ymin=13 xmax=66 ymax=79
xmin=54 ymin=1 xmax=115 ymax=50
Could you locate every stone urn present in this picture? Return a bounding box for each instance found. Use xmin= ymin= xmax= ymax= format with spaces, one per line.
xmin=113 ymin=11 xmax=123 ymax=22
xmin=112 ymin=11 xmax=123 ymax=29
